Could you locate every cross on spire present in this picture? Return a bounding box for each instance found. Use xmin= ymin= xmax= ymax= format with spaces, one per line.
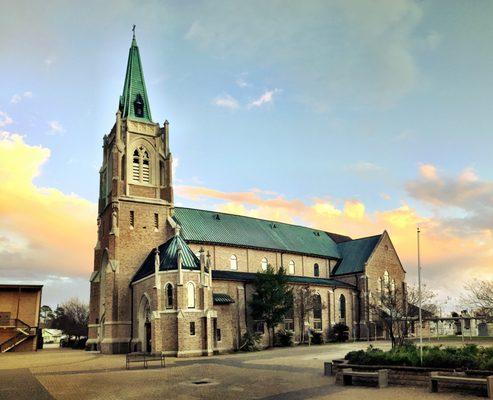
xmin=132 ymin=24 xmax=136 ymax=39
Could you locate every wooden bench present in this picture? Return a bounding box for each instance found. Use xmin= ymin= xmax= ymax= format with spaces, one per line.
xmin=341 ymin=368 xmax=389 ymax=388
xmin=125 ymin=352 xmax=165 ymax=370
xmin=430 ymin=372 xmax=493 ymax=398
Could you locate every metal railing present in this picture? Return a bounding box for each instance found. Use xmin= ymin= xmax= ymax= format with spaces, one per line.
xmin=0 ymin=319 xmax=35 ymax=352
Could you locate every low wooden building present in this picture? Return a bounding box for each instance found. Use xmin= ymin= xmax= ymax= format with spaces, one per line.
xmin=0 ymin=284 xmax=43 ymax=352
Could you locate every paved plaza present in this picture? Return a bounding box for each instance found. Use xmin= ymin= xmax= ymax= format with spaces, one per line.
xmin=0 ymin=341 xmax=489 ymax=400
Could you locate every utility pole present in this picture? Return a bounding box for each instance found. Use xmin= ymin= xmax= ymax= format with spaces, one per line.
xmin=417 ymin=227 xmax=423 ymax=365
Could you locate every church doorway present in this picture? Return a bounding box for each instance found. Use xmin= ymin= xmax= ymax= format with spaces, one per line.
xmin=138 ymin=295 xmax=152 ymax=353
xmin=145 ymin=318 xmax=152 ymax=353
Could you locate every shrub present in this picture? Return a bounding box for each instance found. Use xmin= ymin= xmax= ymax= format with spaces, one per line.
xmin=240 ymin=331 xmax=262 ymax=352
xmin=311 ymin=330 xmax=325 ymax=345
xmin=345 ymin=343 xmax=493 ymax=371
xmin=276 ymin=330 xmax=294 ymax=347
xmin=328 ymin=323 xmax=349 ymax=343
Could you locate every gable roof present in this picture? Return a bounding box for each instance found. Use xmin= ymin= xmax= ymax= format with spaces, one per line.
xmin=331 ymin=234 xmax=382 ymax=276
xmin=211 ymin=270 xmax=354 ymax=288
xmin=173 ymin=207 xmax=341 ymax=259
xmin=119 ymin=33 xmax=153 ymax=123
xmin=132 ymin=235 xmax=201 ymax=283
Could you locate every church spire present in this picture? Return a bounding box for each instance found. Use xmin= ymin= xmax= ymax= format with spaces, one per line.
xmin=119 ymin=26 xmax=153 ymax=123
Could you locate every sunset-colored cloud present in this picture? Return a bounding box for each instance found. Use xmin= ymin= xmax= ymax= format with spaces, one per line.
xmin=176 ymin=180 xmax=493 ymax=303
xmin=0 ymin=131 xmax=96 ymax=279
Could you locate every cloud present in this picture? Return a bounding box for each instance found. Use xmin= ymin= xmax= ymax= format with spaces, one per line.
xmin=236 ymin=77 xmax=249 ymax=88
xmin=407 ymin=164 xmax=493 ymax=233
xmin=345 ymin=161 xmax=383 ymax=174
xmin=0 ymin=131 xmax=96 ymax=280
xmin=213 ymin=94 xmax=239 ymax=110
xmin=10 ymin=91 xmax=33 ymax=104
xmin=183 ymin=0 xmax=425 ymax=109
xmin=48 ymin=120 xmax=65 ymax=134
xmin=0 ymin=111 xmax=13 ymax=127
xmin=248 ymin=89 xmax=280 ymax=108
xmin=176 ymin=177 xmax=493 ymax=304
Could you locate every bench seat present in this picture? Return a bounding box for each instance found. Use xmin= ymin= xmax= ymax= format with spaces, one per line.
xmin=430 ymin=372 xmax=493 ymax=398
xmin=342 ymin=368 xmax=389 ymax=388
xmin=125 ymin=353 xmax=165 ymax=369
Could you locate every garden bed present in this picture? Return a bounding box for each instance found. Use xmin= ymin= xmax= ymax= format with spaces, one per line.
xmin=331 ymin=344 xmax=493 ymax=396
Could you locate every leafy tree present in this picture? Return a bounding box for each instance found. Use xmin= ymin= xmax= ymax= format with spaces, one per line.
xmin=249 ymin=265 xmax=293 ymax=347
xmin=51 ymin=298 xmax=89 ymax=340
xmin=40 ymin=305 xmax=54 ymax=328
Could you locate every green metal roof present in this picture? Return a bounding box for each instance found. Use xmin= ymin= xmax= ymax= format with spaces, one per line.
xmin=211 ymin=270 xmax=354 ymax=288
xmin=173 ymin=207 xmax=341 ymax=259
xmin=213 ymin=293 xmax=235 ymax=305
xmin=132 ymin=235 xmax=201 ymax=282
xmin=332 ymin=235 xmax=382 ymax=276
xmin=119 ymin=33 xmax=153 ymax=123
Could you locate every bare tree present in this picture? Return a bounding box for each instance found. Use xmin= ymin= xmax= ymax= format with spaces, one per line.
xmin=369 ymin=282 xmax=407 ymax=348
xmin=52 ymin=298 xmax=89 ymax=339
xmin=293 ymin=285 xmax=325 ymax=344
xmin=461 ymin=279 xmax=493 ymax=318
xmin=407 ymin=283 xmax=442 ymax=316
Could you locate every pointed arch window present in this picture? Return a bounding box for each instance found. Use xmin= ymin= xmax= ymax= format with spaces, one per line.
xmin=261 ymin=258 xmax=268 ymax=271
xmin=187 ymin=282 xmax=195 ymax=308
xmin=165 ymin=283 xmax=173 ymax=309
xmin=339 ymin=294 xmax=346 ymax=320
xmin=314 ymin=263 xmax=320 ymax=277
xmin=134 ymin=94 xmax=144 ymax=118
xmin=288 ymin=260 xmax=295 ymax=275
xmin=230 ymin=255 xmax=238 ymax=270
xmin=313 ymin=294 xmax=322 ymax=330
xmin=132 ymin=146 xmax=151 ymax=183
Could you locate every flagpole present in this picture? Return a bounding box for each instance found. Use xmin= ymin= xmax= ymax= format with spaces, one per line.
xmin=417 ymin=227 xmax=423 ymax=365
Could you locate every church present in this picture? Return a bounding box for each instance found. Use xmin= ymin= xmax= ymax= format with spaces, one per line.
xmin=87 ymin=32 xmax=406 ymax=356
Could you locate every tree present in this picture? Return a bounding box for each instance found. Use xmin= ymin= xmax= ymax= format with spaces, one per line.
xmin=461 ymin=279 xmax=493 ymax=318
xmin=369 ymin=281 xmax=407 ymax=348
xmin=249 ymin=265 xmax=293 ymax=347
xmin=40 ymin=305 xmax=54 ymax=328
xmin=407 ymin=283 xmax=442 ymax=316
xmin=293 ymin=285 xmax=322 ymax=344
xmin=51 ymin=298 xmax=89 ymax=339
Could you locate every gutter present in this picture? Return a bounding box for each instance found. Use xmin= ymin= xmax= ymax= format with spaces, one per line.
xmin=128 ymin=283 xmax=134 ymax=352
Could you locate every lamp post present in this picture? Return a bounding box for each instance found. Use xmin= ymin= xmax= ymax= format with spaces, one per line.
xmin=417 ymin=227 xmax=423 ymax=365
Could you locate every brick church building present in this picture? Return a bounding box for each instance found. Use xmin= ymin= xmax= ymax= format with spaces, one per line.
xmin=87 ymin=32 xmax=406 ymax=356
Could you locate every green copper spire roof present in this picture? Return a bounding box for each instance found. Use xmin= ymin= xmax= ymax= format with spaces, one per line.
xmin=119 ymin=28 xmax=153 ymax=122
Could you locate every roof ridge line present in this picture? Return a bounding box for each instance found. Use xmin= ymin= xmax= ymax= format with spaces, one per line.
xmin=340 ymin=233 xmax=383 ymax=243
xmin=174 ymin=206 xmax=348 ymax=236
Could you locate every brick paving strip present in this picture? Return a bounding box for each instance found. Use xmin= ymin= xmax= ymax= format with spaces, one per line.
xmin=0 ymin=368 xmax=54 ymax=400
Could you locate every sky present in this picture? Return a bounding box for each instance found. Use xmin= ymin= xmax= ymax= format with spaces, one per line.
xmin=1 ymin=0 xmax=493 ymax=308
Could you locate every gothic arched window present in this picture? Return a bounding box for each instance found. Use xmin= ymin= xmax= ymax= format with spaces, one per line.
xmin=313 ymin=294 xmax=322 ymax=330
xmin=134 ymin=94 xmax=144 ymax=118
xmin=314 ymin=263 xmax=320 ymax=277
xmin=339 ymin=294 xmax=346 ymax=320
xmin=230 ymin=255 xmax=238 ymax=270
xmin=132 ymin=146 xmax=151 ymax=183
xmin=261 ymin=258 xmax=268 ymax=271
xmin=288 ymin=260 xmax=295 ymax=275
xmin=165 ymin=283 xmax=173 ymax=309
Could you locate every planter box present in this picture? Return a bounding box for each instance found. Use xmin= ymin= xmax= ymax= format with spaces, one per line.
xmin=331 ymin=359 xmax=492 ymax=396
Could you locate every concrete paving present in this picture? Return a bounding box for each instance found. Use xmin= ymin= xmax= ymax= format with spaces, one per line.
xmin=0 ymin=341 xmax=490 ymax=400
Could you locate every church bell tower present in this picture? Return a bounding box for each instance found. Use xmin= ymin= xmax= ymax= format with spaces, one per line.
xmin=87 ymin=29 xmax=174 ymax=353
